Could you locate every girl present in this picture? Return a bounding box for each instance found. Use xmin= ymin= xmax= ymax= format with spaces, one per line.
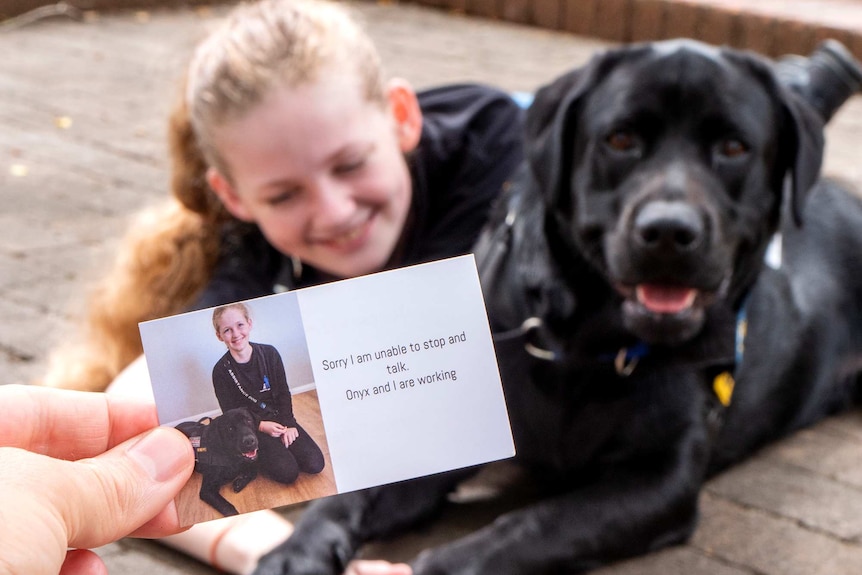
xmin=43 ymin=0 xmax=526 ymax=393
xmin=211 ymin=303 xmax=324 ymax=486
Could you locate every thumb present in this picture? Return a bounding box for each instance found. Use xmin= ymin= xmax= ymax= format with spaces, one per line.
xmin=60 ymin=426 xmax=195 ymax=549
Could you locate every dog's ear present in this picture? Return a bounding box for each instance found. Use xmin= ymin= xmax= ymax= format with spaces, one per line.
xmin=525 ymin=50 xmax=622 ymax=209
xmin=778 ymin=89 xmax=825 ymax=226
xmin=734 ymin=51 xmax=825 ymax=226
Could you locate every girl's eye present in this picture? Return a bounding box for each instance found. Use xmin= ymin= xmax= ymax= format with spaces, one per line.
xmin=334 ymin=157 xmax=366 ymax=175
xmin=605 ymin=130 xmax=642 ymax=156
xmin=717 ymin=138 xmax=748 ymax=158
xmin=266 ymin=190 xmax=299 ymax=206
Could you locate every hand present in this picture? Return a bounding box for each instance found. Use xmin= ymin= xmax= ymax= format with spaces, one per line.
xmin=281 ymin=426 xmax=299 ymax=447
xmin=259 ymin=420 xmax=287 ymax=437
xmin=344 ymin=560 xmax=413 ymax=575
xmin=0 ymin=384 xmax=194 ymax=575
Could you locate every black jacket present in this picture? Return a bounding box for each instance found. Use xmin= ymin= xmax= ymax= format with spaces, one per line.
xmin=212 ymin=343 xmax=297 ymax=428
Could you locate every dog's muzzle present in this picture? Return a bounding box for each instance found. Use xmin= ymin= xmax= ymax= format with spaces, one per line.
xmin=612 ymin=199 xmax=728 ymax=345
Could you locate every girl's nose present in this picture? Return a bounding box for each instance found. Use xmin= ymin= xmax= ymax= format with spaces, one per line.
xmin=312 ymin=179 xmax=356 ymax=226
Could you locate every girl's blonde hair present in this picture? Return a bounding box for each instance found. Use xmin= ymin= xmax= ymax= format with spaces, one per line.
xmin=212 ymin=302 xmax=252 ymax=335
xmin=42 ymin=0 xmax=385 ymax=391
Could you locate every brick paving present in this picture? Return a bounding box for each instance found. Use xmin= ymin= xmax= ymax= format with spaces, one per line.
xmin=2 ymin=2 xmax=862 ymax=574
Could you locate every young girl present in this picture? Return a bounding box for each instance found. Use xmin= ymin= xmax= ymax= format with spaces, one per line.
xmin=212 ymin=303 xmax=324 ymax=486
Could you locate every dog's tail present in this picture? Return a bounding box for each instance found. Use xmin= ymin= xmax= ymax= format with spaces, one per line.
xmin=40 ymin=86 xmax=228 ymax=392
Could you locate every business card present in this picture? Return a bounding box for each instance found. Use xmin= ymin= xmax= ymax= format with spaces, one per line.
xmin=139 ymin=255 xmax=515 ymax=526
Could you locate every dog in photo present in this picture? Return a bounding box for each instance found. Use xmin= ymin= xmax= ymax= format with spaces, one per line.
xmin=254 ymin=40 xmax=862 ymax=574
xmin=176 ymin=407 xmax=259 ymax=517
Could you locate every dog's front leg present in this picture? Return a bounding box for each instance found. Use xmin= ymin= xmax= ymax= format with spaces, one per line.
xmin=410 ymin=441 xmax=707 ymax=574
xmin=253 ymin=467 xmax=478 ymax=575
xmin=200 ymin=478 xmax=240 ymax=517
xmin=233 ymin=467 xmax=258 ymax=493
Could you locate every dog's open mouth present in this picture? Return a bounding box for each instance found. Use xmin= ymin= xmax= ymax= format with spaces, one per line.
xmin=635 ymin=284 xmax=699 ymax=314
xmin=617 ymin=283 xmax=710 ymax=345
xmin=243 ymin=448 xmax=259 ymax=460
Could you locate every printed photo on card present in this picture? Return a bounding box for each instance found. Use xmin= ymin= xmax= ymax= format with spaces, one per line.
xmin=140 ymin=255 xmax=515 ymax=526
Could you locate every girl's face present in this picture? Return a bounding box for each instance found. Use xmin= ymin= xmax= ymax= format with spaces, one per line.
xmin=208 ymin=73 xmax=420 ymax=279
xmin=215 ymin=308 xmax=252 ymax=355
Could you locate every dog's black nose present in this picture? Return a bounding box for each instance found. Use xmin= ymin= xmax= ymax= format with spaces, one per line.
xmin=242 ymin=435 xmax=257 ymax=449
xmin=633 ymin=200 xmax=704 ymax=253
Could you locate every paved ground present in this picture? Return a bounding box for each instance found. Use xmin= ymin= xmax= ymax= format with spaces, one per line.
xmin=3 ymin=2 xmax=862 ymax=574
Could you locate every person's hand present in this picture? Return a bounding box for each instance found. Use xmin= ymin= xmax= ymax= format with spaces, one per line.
xmin=281 ymin=426 xmax=299 ymax=447
xmin=344 ymin=560 xmax=413 ymax=575
xmin=0 ymin=384 xmax=195 ymax=575
xmin=259 ymin=420 xmax=286 ymax=437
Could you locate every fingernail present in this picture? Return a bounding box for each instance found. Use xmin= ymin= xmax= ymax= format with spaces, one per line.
xmin=127 ymin=427 xmax=190 ymax=482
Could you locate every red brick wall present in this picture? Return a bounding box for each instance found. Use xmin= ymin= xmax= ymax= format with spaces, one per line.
xmin=3 ymin=0 xmax=861 ymax=60
xmin=0 ymin=0 xmax=214 ymax=21
xmin=402 ymin=0 xmax=862 ymax=59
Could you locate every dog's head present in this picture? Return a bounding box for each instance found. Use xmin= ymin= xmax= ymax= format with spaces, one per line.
xmin=527 ymin=40 xmax=824 ymax=346
xmin=214 ymin=407 xmax=259 ymax=461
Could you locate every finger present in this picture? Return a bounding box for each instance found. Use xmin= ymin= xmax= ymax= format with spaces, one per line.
xmin=128 ymin=502 xmax=189 ymax=539
xmin=59 ymin=549 xmax=107 ymax=575
xmin=0 ymin=385 xmax=159 ymax=459
xmin=55 ymin=426 xmax=194 ymax=548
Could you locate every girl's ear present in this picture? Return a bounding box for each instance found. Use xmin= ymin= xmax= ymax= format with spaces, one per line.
xmin=387 ymin=78 xmax=422 ymax=153
xmin=206 ymin=167 xmax=255 ymax=222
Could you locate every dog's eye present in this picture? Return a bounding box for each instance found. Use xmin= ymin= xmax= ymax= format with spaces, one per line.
xmin=605 ymin=131 xmax=641 ymax=155
xmin=717 ymin=139 xmax=748 ymax=158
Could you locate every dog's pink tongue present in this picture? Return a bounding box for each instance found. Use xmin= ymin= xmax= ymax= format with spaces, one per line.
xmin=636 ymin=284 xmax=697 ymax=314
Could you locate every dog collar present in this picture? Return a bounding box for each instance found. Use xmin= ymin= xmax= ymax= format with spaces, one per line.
xmin=506 ymin=295 xmax=748 ymax=408
xmin=610 ymin=343 xmax=650 ymax=376
xmin=710 ymin=298 xmax=748 ymax=406
xmin=706 ymin=231 xmax=773 ymax=405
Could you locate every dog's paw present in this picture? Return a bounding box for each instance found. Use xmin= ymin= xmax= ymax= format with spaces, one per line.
xmin=233 ymin=473 xmax=256 ymax=493
xmin=252 ymin=547 xmax=336 ymax=575
xmin=410 ymin=542 xmax=491 ymax=575
xmin=251 ymin=520 xmax=355 ymax=575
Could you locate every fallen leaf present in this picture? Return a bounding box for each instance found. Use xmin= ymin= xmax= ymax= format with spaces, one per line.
xmin=10 ymin=164 xmax=28 ymax=177
xmin=54 ymin=116 xmax=73 ymax=129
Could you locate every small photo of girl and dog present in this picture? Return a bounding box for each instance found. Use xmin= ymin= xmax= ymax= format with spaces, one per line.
xmin=140 ymin=293 xmax=336 ymax=525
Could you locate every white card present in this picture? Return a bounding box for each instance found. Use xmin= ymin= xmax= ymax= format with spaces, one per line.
xmin=140 ymin=255 xmax=515 ymax=526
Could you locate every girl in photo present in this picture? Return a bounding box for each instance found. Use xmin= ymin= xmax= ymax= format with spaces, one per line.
xmin=211 ymin=303 xmax=324 ymax=485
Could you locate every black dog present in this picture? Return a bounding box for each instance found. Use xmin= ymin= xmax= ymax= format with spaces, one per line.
xmin=254 ymin=40 xmax=862 ymax=574
xmin=176 ymin=407 xmax=259 ymax=517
